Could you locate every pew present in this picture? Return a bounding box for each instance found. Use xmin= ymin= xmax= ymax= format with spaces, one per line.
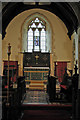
xmin=72 ymin=73 xmax=79 ymax=120
xmin=47 ymin=76 xmax=57 ymax=102
xmin=2 ymin=76 xmax=26 ymax=120
xmin=60 ymin=76 xmax=72 ymax=102
xmin=17 ymin=76 xmax=26 ymax=103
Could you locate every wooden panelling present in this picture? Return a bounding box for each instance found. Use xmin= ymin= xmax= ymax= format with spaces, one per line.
xmin=23 ymin=52 xmax=50 ymax=67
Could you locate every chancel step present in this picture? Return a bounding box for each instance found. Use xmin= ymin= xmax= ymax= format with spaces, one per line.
xmin=26 ymin=80 xmax=47 ymax=83
xmin=30 ymin=83 xmax=44 ymax=87
xmin=29 ymin=82 xmax=45 ymax=90
xmin=29 ymin=87 xmax=45 ymax=90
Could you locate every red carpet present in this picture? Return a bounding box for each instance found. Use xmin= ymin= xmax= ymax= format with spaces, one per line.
xmin=22 ymin=90 xmax=72 ymax=120
xmin=22 ymin=110 xmax=72 ymax=120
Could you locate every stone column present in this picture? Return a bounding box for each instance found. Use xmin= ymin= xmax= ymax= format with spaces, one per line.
xmin=50 ymin=53 xmax=54 ymax=76
xmin=78 ymin=27 xmax=80 ymax=89
xmin=71 ymin=31 xmax=79 ymax=75
xmin=71 ymin=33 xmax=75 ymax=74
xmin=0 ymin=33 xmax=2 ymax=120
xmin=19 ymin=53 xmax=23 ymax=76
xmin=18 ymin=52 xmax=23 ymax=76
xmin=71 ymin=29 xmax=80 ymax=120
xmin=0 ymin=34 xmax=2 ymax=76
xmin=75 ymin=32 xmax=78 ymax=72
xmin=76 ymin=27 xmax=80 ymax=120
xmin=0 ymin=2 xmax=2 ymax=120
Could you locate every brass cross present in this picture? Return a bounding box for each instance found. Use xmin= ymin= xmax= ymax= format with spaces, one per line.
xmin=35 ymin=55 xmax=39 ymax=64
xmin=35 ymin=55 xmax=39 ymax=60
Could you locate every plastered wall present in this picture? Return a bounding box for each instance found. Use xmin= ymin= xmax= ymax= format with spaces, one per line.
xmin=2 ymin=9 xmax=72 ymax=75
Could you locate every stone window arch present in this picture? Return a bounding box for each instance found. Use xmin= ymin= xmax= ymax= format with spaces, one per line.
xmin=22 ymin=13 xmax=52 ymax=53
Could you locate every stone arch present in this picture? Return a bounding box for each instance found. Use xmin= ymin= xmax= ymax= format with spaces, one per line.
xmin=21 ymin=12 xmax=53 ymax=53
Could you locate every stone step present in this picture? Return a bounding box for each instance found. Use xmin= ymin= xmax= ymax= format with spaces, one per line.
xmin=29 ymin=84 xmax=44 ymax=87
xmin=29 ymin=87 xmax=45 ymax=90
xmin=26 ymin=80 xmax=47 ymax=90
xmin=31 ymin=81 xmax=44 ymax=84
xmin=25 ymin=80 xmax=47 ymax=84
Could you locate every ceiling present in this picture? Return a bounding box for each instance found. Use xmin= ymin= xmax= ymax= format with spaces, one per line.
xmin=2 ymin=2 xmax=80 ymax=39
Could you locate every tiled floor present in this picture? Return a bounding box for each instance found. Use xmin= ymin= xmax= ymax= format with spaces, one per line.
xmin=23 ymin=90 xmax=49 ymax=104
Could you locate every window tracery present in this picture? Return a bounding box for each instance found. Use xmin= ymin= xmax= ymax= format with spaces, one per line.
xmin=27 ymin=17 xmax=46 ymax=52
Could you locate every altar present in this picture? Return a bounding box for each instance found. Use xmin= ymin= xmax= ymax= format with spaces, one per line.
xmin=24 ymin=67 xmax=49 ymax=90
xmin=23 ymin=52 xmax=50 ymax=90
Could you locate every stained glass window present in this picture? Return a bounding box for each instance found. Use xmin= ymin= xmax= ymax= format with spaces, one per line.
xmin=27 ymin=18 xmax=46 ymax=52
xmin=28 ymin=28 xmax=33 ymax=52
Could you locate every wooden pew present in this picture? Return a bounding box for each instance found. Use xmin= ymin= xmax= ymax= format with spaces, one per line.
xmin=47 ymin=76 xmax=57 ymax=102
xmin=2 ymin=76 xmax=26 ymax=120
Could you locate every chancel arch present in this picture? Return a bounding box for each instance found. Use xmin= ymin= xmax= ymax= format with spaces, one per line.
xmin=2 ymin=8 xmax=73 ymax=78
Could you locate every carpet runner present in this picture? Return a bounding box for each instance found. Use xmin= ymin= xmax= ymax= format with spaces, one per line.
xmin=22 ymin=110 xmax=72 ymax=120
xmin=22 ymin=90 xmax=72 ymax=120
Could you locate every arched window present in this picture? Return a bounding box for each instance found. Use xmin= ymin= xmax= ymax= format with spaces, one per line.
xmin=27 ymin=18 xmax=46 ymax=52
